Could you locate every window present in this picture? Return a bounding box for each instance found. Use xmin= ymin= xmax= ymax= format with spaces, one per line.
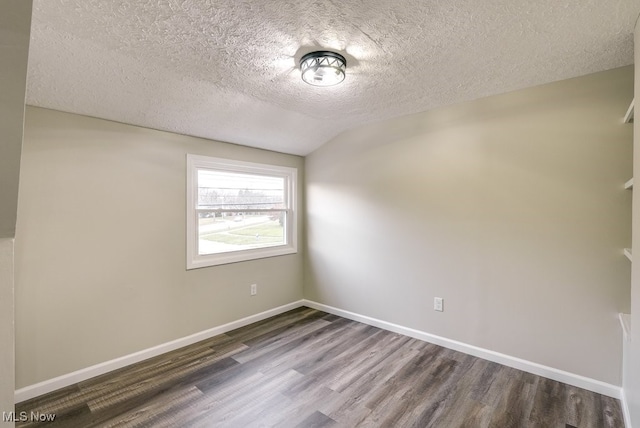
xmin=186 ymin=154 xmax=297 ymax=269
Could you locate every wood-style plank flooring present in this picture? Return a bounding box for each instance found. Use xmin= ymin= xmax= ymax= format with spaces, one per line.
xmin=15 ymin=307 xmax=624 ymax=427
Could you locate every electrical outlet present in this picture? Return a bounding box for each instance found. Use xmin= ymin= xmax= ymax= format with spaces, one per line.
xmin=434 ymin=297 xmax=444 ymax=312
xmin=250 ymin=284 xmax=257 ymax=296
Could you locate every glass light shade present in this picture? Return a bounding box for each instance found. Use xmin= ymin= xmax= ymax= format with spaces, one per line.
xmin=300 ymin=51 xmax=346 ymax=87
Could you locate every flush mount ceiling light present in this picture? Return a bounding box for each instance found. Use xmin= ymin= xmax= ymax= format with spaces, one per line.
xmin=300 ymin=51 xmax=346 ymax=87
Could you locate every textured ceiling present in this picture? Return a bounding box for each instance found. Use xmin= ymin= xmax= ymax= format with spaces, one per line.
xmin=27 ymin=0 xmax=638 ymax=155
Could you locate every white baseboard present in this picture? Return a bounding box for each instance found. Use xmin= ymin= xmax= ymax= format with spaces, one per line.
xmin=16 ymin=299 xmax=624 ymax=405
xmin=302 ymin=299 xmax=622 ymax=400
xmin=15 ymin=300 xmax=305 ymax=403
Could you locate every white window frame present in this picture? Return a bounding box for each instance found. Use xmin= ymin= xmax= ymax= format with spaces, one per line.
xmin=186 ymin=154 xmax=297 ymax=269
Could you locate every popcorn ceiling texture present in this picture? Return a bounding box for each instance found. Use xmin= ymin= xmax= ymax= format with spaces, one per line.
xmin=27 ymin=0 xmax=638 ymax=155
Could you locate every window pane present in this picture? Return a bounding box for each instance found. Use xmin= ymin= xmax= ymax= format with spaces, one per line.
xmin=198 ymin=211 xmax=286 ymax=255
xmin=187 ymin=154 xmax=297 ymax=269
xmin=197 ymin=169 xmax=285 ymax=210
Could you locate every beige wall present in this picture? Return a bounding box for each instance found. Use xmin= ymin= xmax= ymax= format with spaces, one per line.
xmin=305 ymin=66 xmax=633 ymax=385
xmin=625 ymin=22 xmax=640 ymax=427
xmin=15 ymin=107 xmax=304 ymax=387
xmin=1 ymin=1 xmax=31 ymax=425
xmin=0 ymin=240 xmax=16 ymax=427
xmin=0 ymin=0 xmax=31 ymax=238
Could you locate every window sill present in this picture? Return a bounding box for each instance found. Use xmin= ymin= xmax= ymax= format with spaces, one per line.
xmin=187 ymin=245 xmax=297 ymax=269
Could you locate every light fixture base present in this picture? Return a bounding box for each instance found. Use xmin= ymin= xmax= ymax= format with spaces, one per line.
xmin=300 ymin=51 xmax=346 ymax=87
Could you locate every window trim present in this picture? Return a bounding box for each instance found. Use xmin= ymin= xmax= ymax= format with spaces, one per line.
xmin=186 ymin=154 xmax=297 ymax=269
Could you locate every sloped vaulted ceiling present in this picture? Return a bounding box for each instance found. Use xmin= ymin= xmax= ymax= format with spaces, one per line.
xmin=27 ymin=0 xmax=638 ymax=155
